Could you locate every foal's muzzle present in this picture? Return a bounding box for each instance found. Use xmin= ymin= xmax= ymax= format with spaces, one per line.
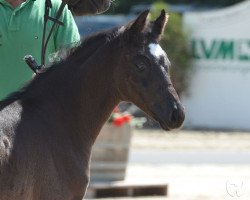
xmin=158 ymin=103 xmax=185 ymax=131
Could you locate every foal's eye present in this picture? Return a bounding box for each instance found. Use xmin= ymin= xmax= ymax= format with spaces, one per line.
xmin=134 ymin=55 xmax=150 ymax=72
xmin=135 ymin=62 xmax=146 ymax=72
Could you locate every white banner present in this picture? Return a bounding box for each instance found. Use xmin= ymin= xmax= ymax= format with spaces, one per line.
xmin=183 ymin=0 xmax=250 ymax=130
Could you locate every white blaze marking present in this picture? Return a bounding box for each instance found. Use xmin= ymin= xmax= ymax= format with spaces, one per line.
xmin=149 ymin=43 xmax=165 ymax=59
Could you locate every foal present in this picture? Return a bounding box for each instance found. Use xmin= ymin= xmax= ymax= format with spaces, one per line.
xmin=0 ymin=10 xmax=185 ymax=200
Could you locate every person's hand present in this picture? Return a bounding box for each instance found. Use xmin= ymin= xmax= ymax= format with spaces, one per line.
xmin=63 ymin=0 xmax=111 ymax=16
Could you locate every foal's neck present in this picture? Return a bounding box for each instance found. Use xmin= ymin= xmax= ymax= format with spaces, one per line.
xmin=46 ymin=42 xmax=119 ymax=145
xmin=22 ymin=37 xmax=121 ymax=152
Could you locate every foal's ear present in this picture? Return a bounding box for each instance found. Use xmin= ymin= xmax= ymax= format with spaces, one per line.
xmin=152 ymin=9 xmax=169 ymax=41
xmin=129 ymin=10 xmax=150 ymax=34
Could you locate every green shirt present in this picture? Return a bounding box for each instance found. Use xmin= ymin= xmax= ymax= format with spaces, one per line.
xmin=0 ymin=0 xmax=80 ymax=99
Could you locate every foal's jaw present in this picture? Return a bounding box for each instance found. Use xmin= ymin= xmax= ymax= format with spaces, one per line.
xmin=136 ymin=98 xmax=185 ymax=131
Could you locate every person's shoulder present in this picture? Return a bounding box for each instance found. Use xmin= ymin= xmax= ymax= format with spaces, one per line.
xmin=32 ymin=0 xmax=61 ymax=8
xmin=50 ymin=0 xmax=63 ymax=8
xmin=49 ymin=0 xmax=73 ymax=13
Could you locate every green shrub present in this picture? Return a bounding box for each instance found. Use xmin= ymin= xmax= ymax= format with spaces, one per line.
xmin=108 ymin=0 xmax=245 ymax=14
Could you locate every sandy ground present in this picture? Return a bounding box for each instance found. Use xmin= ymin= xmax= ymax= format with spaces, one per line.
xmin=88 ymin=129 xmax=250 ymax=200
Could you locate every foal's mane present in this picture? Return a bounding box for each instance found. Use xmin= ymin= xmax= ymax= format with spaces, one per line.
xmin=0 ymin=26 xmax=123 ymax=110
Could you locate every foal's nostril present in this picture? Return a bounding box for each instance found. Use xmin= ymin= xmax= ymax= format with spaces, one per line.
xmin=170 ymin=108 xmax=179 ymax=125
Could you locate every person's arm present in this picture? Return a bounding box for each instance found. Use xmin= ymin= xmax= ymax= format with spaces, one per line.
xmin=53 ymin=4 xmax=81 ymax=50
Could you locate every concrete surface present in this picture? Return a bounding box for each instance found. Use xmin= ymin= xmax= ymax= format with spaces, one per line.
xmin=87 ymin=129 xmax=250 ymax=200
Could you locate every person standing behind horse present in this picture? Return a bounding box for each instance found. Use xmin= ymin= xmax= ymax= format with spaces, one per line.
xmin=0 ymin=0 xmax=80 ymax=100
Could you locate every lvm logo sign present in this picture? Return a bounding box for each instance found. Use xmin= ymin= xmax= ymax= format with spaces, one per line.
xmin=191 ymin=39 xmax=250 ymax=61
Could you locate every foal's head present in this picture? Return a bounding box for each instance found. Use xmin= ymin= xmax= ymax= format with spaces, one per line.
xmin=114 ymin=10 xmax=185 ymax=130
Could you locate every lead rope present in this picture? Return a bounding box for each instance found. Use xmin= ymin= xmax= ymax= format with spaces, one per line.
xmin=24 ymin=0 xmax=66 ymax=74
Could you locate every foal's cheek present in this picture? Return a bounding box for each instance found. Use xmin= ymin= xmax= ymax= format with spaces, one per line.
xmin=120 ymin=75 xmax=134 ymax=99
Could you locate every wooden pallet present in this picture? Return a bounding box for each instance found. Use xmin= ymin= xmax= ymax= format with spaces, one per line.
xmin=86 ymin=181 xmax=168 ymax=198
